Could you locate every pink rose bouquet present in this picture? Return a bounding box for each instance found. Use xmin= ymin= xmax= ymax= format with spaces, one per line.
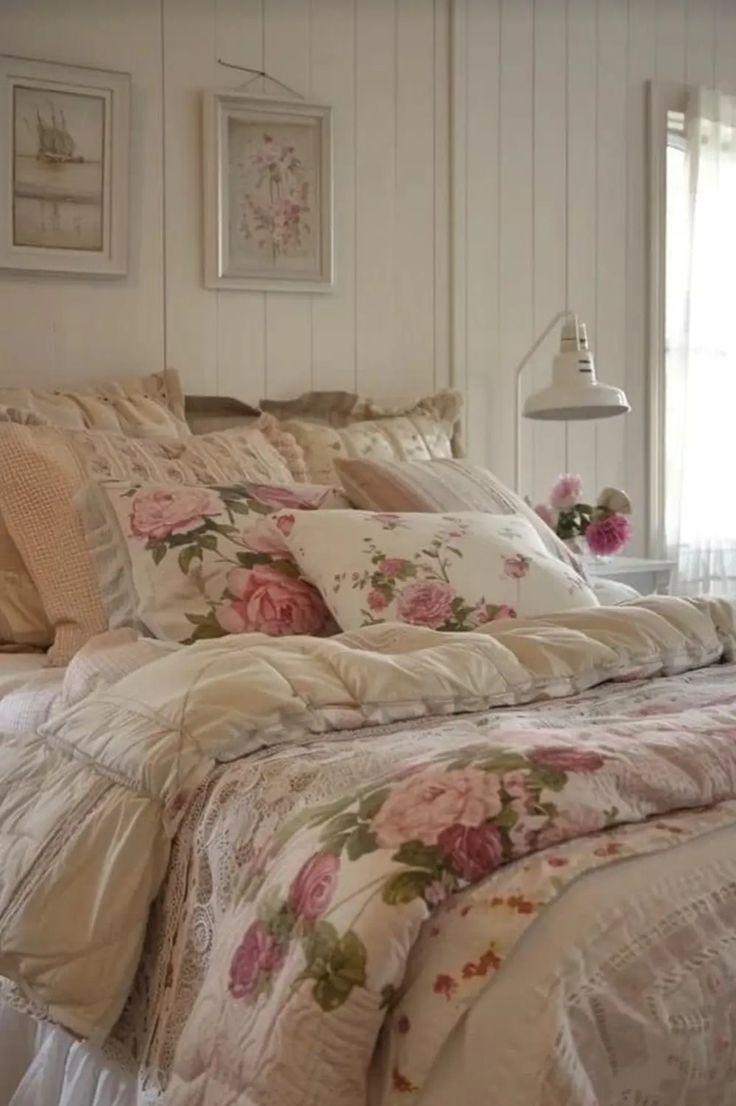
xmin=535 ymin=475 xmax=632 ymax=557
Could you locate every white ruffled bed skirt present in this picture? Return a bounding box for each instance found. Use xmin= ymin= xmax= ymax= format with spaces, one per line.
xmin=0 ymin=1003 xmax=137 ymax=1106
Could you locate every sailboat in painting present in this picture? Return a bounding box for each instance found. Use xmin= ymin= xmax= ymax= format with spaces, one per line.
xmin=35 ymin=105 xmax=84 ymax=164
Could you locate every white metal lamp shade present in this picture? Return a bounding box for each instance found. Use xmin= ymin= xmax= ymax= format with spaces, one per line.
xmin=522 ymin=317 xmax=630 ymax=421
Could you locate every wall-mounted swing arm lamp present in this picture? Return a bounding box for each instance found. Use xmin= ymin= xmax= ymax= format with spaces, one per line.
xmin=513 ymin=309 xmax=631 ymax=493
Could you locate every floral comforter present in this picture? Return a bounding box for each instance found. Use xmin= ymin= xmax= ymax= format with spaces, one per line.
xmin=4 ymin=598 xmax=736 ymax=1106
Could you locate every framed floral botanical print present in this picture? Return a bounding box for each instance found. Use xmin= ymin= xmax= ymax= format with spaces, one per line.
xmin=203 ymin=92 xmax=333 ymax=292
xmin=0 ymin=55 xmax=130 ymax=275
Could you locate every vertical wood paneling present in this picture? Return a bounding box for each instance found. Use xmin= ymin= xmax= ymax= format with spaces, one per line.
xmin=564 ymin=0 xmax=598 ymax=495
xmin=433 ymin=0 xmax=451 ymax=391
xmin=497 ymin=0 xmax=534 ymax=491
xmin=163 ymin=0 xmax=219 ymax=394
xmin=656 ymin=0 xmax=687 ymax=81
xmin=530 ymin=0 xmax=567 ymax=502
xmin=0 ymin=0 xmax=164 ymax=385
xmin=594 ymin=0 xmax=627 ymax=494
xmin=395 ymin=0 xmax=436 ymax=398
xmin=625 ymin=0 xmax=657 ymax=552
xmin=355 ymin=0 xmax=397 ymax=397
xmin=716 ymin=0 xmax=736 ymax=93
xmin=214 ymin=0 xmax=267 ymax=402
xmin=261 ymin=0 xmax=313 ymax=398
xmin=310 ymin=0 xmax=357 ymax=391
xmin=686 ymin=0 xmax=716 ymax=86
xmin=464 ymin=0 xmax=500 ymax=460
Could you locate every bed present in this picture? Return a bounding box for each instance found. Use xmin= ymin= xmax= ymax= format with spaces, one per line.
xmin=0 ymin=654 xmax=64 ymax=734
xmin=3 ymin=375 xmax=736 ymax=1106
xmin=3 ymin=601 xmax=736 ymax=1106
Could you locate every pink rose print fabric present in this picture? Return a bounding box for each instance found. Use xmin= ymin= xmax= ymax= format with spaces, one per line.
xmin=89 ymin=480 xmax=341 ymax=643
xmin=168 ymin=667 xmax=736 ymax=1106
xmin=278 ymin=509 xmax=599 ymax=632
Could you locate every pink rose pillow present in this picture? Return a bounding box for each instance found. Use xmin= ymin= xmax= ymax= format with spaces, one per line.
xmin=277 ymin=509 xmax=599 ymax=632
xmin=76 ymin=481 xmax=349 ymax=643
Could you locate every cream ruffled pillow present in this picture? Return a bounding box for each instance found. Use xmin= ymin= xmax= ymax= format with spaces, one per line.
xmin=279 ymin=510 xmax=599 ymax=632
xmin=261 ymin=390 xmax=463 ymax=484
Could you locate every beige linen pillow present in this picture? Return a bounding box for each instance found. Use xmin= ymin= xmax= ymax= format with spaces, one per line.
xmin=0 ymin=416 xmax=306 ymax=663
xmin=279 ymin=509 xmax=599 ymax=632
xmin=261 ymin=390 xmax=463 ymax=484
xmin=336 ymin=457 xmax=584 ymax=578
xmin=0 ymin=370 xmax=196 ymax=649
xmin=0 ymin=368 xmax=189 ymax=439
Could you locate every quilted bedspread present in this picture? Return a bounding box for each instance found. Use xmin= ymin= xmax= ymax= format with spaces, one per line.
xmin=3 ymin=597 xmax=736 ymax=1106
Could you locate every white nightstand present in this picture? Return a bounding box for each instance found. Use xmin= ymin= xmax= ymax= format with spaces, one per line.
xmin=582 ymin=556 xmax=676 ymax=596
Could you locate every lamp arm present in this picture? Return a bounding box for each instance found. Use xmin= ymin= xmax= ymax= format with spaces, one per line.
xmin=513 ymin=309 xmax=577 ymax=494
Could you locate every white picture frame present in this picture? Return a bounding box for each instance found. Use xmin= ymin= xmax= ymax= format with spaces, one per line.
xmin=203 ymin=92 xmax=333 ymax=292
xmin=0 ymin=55 xmax=129 ymax=276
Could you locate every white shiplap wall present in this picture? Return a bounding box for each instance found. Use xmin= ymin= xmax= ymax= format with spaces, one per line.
xmin=0 ymin=0 xmax=450 ymax=403
xmin=2 ymin=0 xmax=735 ymax=554
xmin=454 ymin=0 xmax=736 ymax=551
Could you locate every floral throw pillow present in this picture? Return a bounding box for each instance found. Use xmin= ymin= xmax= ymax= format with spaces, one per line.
xmin=278 ymin=510 xmax=599 ymax=632
xmin=77 ymin=481 xmax=347 ymax=643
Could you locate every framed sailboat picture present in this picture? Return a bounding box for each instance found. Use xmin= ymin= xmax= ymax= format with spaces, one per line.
xmin=203 ymin=93 xmax=333 ymax=291
xmin=0 ymin=56 xmax=130 ymax=275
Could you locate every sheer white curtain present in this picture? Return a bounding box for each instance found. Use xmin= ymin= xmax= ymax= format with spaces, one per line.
xmin=665 ymin=88 xmax=736 ymax=594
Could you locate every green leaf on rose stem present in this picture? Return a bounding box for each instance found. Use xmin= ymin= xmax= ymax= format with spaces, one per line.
xmin=236 ymin=551 xmax=266 ymax=567
xmin=382 ymin=869 xmax=435 ymax=905
xmin=321 ymin=811 xmax=359 ymax=838
xmin=345 ymin=823 xmax=378 ymax=861
xmin=150 ymin=542 xmax=167 ymax=566
xmin=357 ymin=787 xmax=390 ymax=821
xmin=302 ymin=920 xmax=339 ymax=973
xmin=534 ymin=767 xmax=567 ymax=792
xmin=321 ymin=831 xmax=352 ymax=857
xmin=393 ymin=840 xmax=443 ymax=871
xmin=209 ymin=521 xmax=238 ymax=536
xmin=227 ymin=500 xmax=257 ymax=515
xmin=199 ymin=533 xmax=218 ymax=551
xmin=477 ymin=752 xmax=531 ymax=773
xmin=494 ymin=804 xmax=519 ymax=829
xmin=269 ymin=559 xmax=300 ymax=578
xmin=182 ymin=608 xmax=224 ymax=641
xmin=309 ymin=930 xmax=368 ymax=1011
xmin=268 ymin=903 xmax=298 ymax=942
xmin=178 ymin=545 xmax=201 ymax=574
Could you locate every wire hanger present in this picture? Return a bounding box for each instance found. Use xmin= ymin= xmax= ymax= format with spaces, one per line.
xmin=216 ymin=59 xmax=304 ymax=100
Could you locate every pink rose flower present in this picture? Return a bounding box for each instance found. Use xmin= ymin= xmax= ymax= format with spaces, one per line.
xmin=368 ymin=589 xmax=388 ymax=611
xmin=585 ymin=513 xmax=632 ymax=556
xmin=549 ymin=474 xmax=584 ymax=510
xmin=528 ymin=746 xmax=605 ymax=773
xmin=288 ymin=851 xmax=340 ymax=921
xmin=229 ymin=920 xmax=287 ymax=1001
xmin=373 ymin=768 xmax=502 ymax=848
xmin=503 ymin=554 xmax=531 ymax=579
xmin=396 ymin=581 xmax=455 ymax=629
xmin=275 ymin=512 xmax=295 ymax=536
xmin=534 ymin=503 xmax=557 ymax=529
xmin=378 ymin=557 xmax=408 ymax=577
xmin=246 ymin=484 xmax=328 ymax=509
xmin=437 ymin=822 xmax=503 ymax=881
xmin=241 ymin=518 xmax=290 ymax=555
xmin=492 ymin=604 xmax=517 ymax=621
xmin=130 ymin=487 xmax=220 ymax=540
xmin=502 ymin=769 xmax=530 ymax=800
xmin=216 ymin=565 xmax=328 ymax=636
